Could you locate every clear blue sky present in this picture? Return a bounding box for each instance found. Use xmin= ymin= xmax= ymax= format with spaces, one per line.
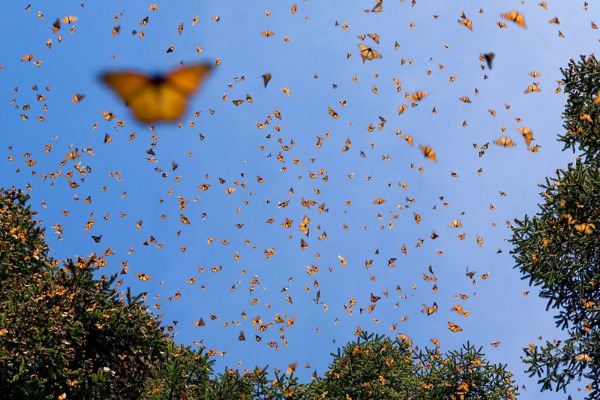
xmin=1 ymin=1 xmax=597 ymax=398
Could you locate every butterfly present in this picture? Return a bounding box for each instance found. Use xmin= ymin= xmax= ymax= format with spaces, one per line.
xmin=101 ymin=63 xmax=212 ymax=123
xmin=449 ymin=219 xmax=463 ymax=228
xmin=575 ymin=223 xmax=595 ymax=234
xmin=517 ymin=127 xmax=534 ymax=146
xmin=458 ymin=18 xmax=472 ymax=30
xmin=494 ymin=136 xmax=516 ymax=147
xmin=262 ymin=73 xmax=272 ymax=87
xmin=484 ymin=53 xmax=495 ymax=69
xmin=525 ymin=83 xmax=541 ymax=93
xmin=419 ymin=145 xmax=437 ymax=161
xmin=136 ymin=272 xmax=151 ymax=281
xmin=411 ymin=91 xmax=427 ymax=102
xmin=448 ymin=322 xmax=463 ymax=332
xmin=502 ymin=10 xmax=526 ymax=28
xmin=358 ymin=44 xmax=382 ymax=63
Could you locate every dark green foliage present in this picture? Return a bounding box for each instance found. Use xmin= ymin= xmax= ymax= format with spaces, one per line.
xmin=511 ymin=54 xmax=600 ymax=398
xmin=143 ymin=342 xmax=214 ymax=399
xmin=310 ymin=332 xmax=517 ymax=400
xmin=0 ymin=188 xmax=167 ymax=400
xmin=559 ymin=54 xmax=600 ymax=165
xmin=415 ymin=342 xmax=518 ymax=400
xmin=311 ymin=331 xmax=420 ymax=399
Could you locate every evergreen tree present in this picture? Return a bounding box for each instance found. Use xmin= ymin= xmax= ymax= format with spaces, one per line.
xmin=510 ymin=55 xmax=600 ymax=398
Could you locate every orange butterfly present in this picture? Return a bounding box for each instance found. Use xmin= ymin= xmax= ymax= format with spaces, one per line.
xmin=101 ymin=64 xmax=212 ymax=123
xmin=494 ymin=136 xmax=516 ymax=147
xmin=419 ymin=145 xmax=437 ymax=161
xmin=502 ymin=10 xmax=526 ymax=28
xmin=448 ymin=322 xmax=463 ymax=332
xmin=358 ymin=44 xmax=382 ymax=63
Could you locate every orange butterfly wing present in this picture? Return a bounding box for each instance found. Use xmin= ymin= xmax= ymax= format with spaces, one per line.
xmin=101 ymin=64 xmax=212 ymax=123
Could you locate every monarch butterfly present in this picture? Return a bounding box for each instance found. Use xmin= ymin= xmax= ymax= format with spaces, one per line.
xmin=358 ymin=44 xmax=382 ymax=63
xmin=575 ymin=223 xmax=595 ymax=234
xmin=494 ymin=136 xmax=516 ymax=147
xmin=373 ymin=198 xmax=386 ymax=204
xmin=328 ymin=107 xmax=339 ymax=119
xmin=422 ymin=302 xmax=438 ymax=315
xmin=525 ymin=82 xmax=541 ymax=93
xmin=62 ymin=15 xmax=77 ymax=24
xmin=517 ymin=127 xmax=534 ymax=146
xmin=419 ymin=145 xmax=437 ymax=161
xmin=449 ymin=219 xmax=463 ymax=228
xmin=484 ymin=53 xmax=495 ymax=69
xmin=458 ymin=18 xmax=472 ymax=30
xmin=448 ymin=322 xmax=463 ymax=332
xmin=577 ymin=353 xmax=592 ymax=362
xmin=368 ymin=33 xmax=380 ymax=44
xmin=136 ymin=272 xmax=151 ymax=281
xmin=371 ymin=0 xmax=382 ymax=13
xmin=411 ymin=91 xmax=427 ymax=102
xmin=101 ymin=63 xmax=212 ymax=123
xmin=413 ymin=212 xmax=421 ymax=224
xmin=549 ymin=17 xmax=560 ymax=24
xmin=262 ymin=73 xmax=272 ymax=87
xmin=502 ymin=10 xmax=526 ymax=28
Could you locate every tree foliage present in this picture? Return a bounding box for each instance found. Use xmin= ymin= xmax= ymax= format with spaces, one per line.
xmin=311 ymin=331 xmax=420 ymax=399
xmin=511 ymin=54 xmax=600 ymax=398
xmin=415 ymin=343 xmax=517 ymax=400
xmin=0 ymin=188 xmax=167 ymax=400
xmin=311 ymin=331 xmax=518 ymax=400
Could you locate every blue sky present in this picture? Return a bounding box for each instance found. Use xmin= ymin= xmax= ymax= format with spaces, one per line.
xmin=2 ymin=1 xmax=598 ymax=398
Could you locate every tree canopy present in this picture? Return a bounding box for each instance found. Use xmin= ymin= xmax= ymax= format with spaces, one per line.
xmin=510 ymin=54 xmax=600 ymax=398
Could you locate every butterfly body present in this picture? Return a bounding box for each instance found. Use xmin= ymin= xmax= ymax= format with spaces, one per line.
xmin=101 ymin=64 xmax=212 ymax=123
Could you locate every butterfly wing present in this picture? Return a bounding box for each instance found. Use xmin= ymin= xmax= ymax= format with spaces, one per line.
xmin=164 ymin=64 xmax=212 ymax=97
xmin=101 ymin=72 xmax=154 ymax=104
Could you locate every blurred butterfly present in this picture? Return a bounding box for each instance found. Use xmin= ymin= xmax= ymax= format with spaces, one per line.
xmin=458 ymin=18 xmax=472 ymax=30
xmin=372 ymin=0 xmax=382 ymax=13
xmin=525 ymin=82 xmax=541 ymax=93
xmin=101 ymin=63 xmax=212 ymax=123
xmin=419 ymin=145 xmax=437 ymax=161
xmin=517 ymin=127 xmax=534 ymax=146
xmin=358 ymin=44 xmax=382 ymax=63
xmin=502 ymin=10 xmax=526 ymax=28
xmin=575 ymin=223 xmax=595 ymax=234
xmin=411 ymin=91 xmax=427 ymax=102
xmin=494 ymin=136 xmax=516 ymax=147
xmin=136 ymin=272 xmax=151 ymax=281
xmin=484 ymin=53 xmax=495 ymax=69
xmin=262 ymin=73 xmax=272 ymax=87
xmin=577 ymin=353 xmax=592 ymax=362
